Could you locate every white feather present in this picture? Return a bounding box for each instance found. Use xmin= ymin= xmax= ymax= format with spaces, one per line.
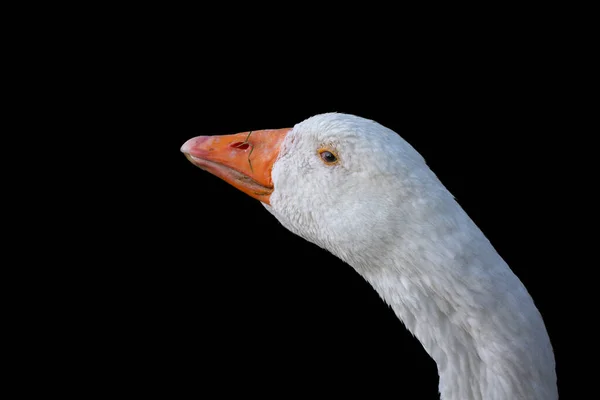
xmin=263 ymin=113 xmax=557 ymax=400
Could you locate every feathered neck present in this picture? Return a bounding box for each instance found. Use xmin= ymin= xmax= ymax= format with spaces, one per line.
xmin=331 ymin=193 xmax=557 ymax=400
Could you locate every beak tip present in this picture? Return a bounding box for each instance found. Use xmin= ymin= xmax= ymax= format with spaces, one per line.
xmin=181 ymin=136 xmax=211 ymax=155
xmin=180 ymin=139 xmax=193 ymax=154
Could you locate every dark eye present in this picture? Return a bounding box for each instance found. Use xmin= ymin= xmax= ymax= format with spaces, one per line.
xmin=319 ymin=150 xmax=337 ymax=164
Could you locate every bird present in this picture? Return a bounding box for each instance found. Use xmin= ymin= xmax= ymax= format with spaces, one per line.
xmin=180 ymin=112 xmax=557 ymax=400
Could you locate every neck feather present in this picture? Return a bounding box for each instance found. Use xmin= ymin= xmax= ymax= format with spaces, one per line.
xmin=334 ymin=198 xmax=557 ymax=400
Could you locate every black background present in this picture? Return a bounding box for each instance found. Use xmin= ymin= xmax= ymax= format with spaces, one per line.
xmin=30 ymin=9 xmax=589 ymax=399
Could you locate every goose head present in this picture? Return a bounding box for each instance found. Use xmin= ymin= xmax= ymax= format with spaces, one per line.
xmin=182 ymin=113 xmax=443 ymax=269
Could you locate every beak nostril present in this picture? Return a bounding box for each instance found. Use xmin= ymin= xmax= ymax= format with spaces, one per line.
xmin=230 ymin=141 xmax=250 ymax=150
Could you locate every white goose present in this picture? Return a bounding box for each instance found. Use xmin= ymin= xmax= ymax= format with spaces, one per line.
xmin=181 ymin=113 xmax=557 ymax=400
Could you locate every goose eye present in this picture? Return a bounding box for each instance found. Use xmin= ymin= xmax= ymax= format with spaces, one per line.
xmin=319 ymin=150 xmax=337 ymax=164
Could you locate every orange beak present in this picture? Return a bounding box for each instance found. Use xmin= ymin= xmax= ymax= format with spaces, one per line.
xmin=180 ymin=128 xmax=290 ymax=204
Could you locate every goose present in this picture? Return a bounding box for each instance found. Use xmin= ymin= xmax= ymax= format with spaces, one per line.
xmin=180 ymin=112 xmax=557 ymax=400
